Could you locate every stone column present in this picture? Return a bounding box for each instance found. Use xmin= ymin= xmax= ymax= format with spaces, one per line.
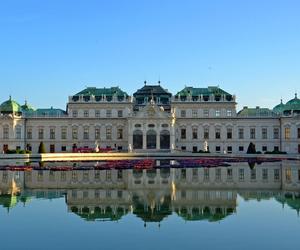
xmin=156 ymin=132 xmax=160 ymax=150
xmin=170 ymin=126 xmax=176 ymax=152
xmin=143 ymin=133 xmax=147 ymax=149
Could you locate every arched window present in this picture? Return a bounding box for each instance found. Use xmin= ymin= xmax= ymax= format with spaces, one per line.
xmin=133 ymin=130 xmax=143 ymax=149
xmin=160 ymin=130 xmax=170 ymax=149
xmin=146 ymin=130 xmax=156 ymax=149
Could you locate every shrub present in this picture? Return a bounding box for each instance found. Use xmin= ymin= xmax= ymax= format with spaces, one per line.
xmin=265 ymin=150 xmax=287 ymax=154
xmin=38 ymin=142 xmax=46 ymax=153
xmin=247 ymin=142 xmax=256 ymax=154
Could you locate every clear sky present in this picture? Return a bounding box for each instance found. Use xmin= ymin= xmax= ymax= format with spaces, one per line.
xmin=0 ymin=0 xmax=299 ymax=110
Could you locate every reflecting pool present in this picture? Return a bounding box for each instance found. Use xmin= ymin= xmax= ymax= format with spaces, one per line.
xmin=1 ymin=160 xmax=300 ymax=250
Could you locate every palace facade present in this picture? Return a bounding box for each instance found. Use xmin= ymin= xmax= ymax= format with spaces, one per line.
xmin=1 ymin=161 xmax=300 ymax=221
xmin=0 ymin=82 xmax=300 ymax=154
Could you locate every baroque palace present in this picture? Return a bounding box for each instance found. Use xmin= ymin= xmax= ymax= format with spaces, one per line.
xmin=0 ymin=82 xmax=300 ymax=154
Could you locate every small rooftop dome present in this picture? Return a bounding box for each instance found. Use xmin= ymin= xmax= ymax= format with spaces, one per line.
xmin=0 ymin=96 xmax=22 ymax=114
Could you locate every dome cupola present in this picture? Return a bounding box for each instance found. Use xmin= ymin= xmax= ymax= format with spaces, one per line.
xmin=0 ymin=96 xmax=22 ymax=115
xmin=283 ymin=93 xmax=300 ymax=115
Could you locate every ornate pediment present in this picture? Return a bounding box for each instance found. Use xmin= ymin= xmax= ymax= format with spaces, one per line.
xmin=133 ymin=102 xmax=170 ymax=119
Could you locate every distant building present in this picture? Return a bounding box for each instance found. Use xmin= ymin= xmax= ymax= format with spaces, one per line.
xmin=0 ymin=83 xmax=300 ymax=153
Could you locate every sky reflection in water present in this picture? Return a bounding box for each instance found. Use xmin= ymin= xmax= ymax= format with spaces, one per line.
xmin=0 ymin=160 xmax=300 ymax=250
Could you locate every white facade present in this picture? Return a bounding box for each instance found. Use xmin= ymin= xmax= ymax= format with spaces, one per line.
xmin=0 ymin=85 xmax=300 ymax=154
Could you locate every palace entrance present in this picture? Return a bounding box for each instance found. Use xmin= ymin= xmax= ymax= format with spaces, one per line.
xmin=133 ymin=130 xmax=143 ymax=149
xmin=147 ymin=130 xmax=157 ymax=149
xmin=160 ymin=130 xmax=170 ymax=149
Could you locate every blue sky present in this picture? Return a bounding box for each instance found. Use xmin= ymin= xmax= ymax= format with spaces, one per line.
xmin=0 ymin=0 xmax=299 ymax=110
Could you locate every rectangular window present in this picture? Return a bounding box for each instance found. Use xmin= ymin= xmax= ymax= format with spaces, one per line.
xmin=298 ymin=169 xmax=300 ymax=181
xmin=216 ymin=146 xmax=221 ymax=152
xmin=227 ymin=128 xmax=232 ymax=139
xmin=204 ymin=127 xmax=209 ymax=139
xmin=50 ymin=128 xmax=55 ymax=140
xmin=273 ymin=128 xmax=279 ymax=139
xmin=3 ymin=126 xmax=9 ymax=139
xmin=250 ymin=128 xmax=256 ymax=139
xmin=215 ymin=110 xmax=220 ymax=117
xmin=227 ymin=110 xmax=232 ymax=117
xmin=95 ymin=170 xmax=100 ymax=181
xmin=192 ymin=146 xmax=198 ymax=152
xmin=227 ymin=146 xmax=232 ymax=153
xmin=192 ymin=168 xmax=198 ymax=179
xmin=181 ymin=128 xmax=186 ymax=139
xmin=95 ymin=127 xmax=101 ymax=140
xmin=274 ymin=169 xmax=280 ymax=181
xmin=215 ymin=168 xmax=221 ymax=181
xmin=49 ymin=171 xmax=55 ymax=182
xmin=204 ymin=168 xmax=209 ymax=181
xmin=181 ymin=169 xmax=186 ymax=180
xmin=262 ymin=146 xmax=267 ymax=152
xmin=16 ymin=127 xmax=21 ymax=139
xmin=83 ymin=127 xmax=89 ymax=140
xmin=251 ymin=169 xmax=256 ymax=180
xmin=61 ymin=172 xmax=66 ymax=181
xmin=61 ymin=146 xmax=67 ymax=152
xmin=239 ymin=169 xmax=244 ymax=181
xmin=118 ymin=110 xmax=123 ymax=117
xmin=203 ymin=109 xmax=209 ymax=117
xmin=106 ymin=170 xmax=111 ymax=181
xmin=285 ymin=127 xmax=290 ymax=140
xmin=117 ymin=170 xmax=123 ymax=180
xmin=38 ymin=128 xmax=44 ymax=140
xmin=61 ymin=127 xmax=67 ymax=140
xmin=215 ymin=128 xmax=221 ymax=139
xmin=298 ymin=128 xmax=300 ymax=139
xmin=72 ymin=110 xmax=78 ymax=117
xmin=192 ymin=127 xmax=198 ymax=139
xmin=238 ymin=128 xmax=244 ymax=139
xmin=181 ymin=146 xmax=186 ymax=151
xmin=262 ymin=128 xmax=267 ymax=139
xmin=117 ymin=128 xmax=123 ymax=139
xmin=106 ymin=127 xmax=112 ymax=140
xmin=117 ymin=190 xmax=123 ymax=198
xmin=192 ymin=109 xmax=198 ymax=117
xmin=95 ymin=110 xmax=100 ymax=118
xmin=239 ymin=146 xmax=244 ymax=152
xmin=84 ymin=110 xmax=89 ymax=118
xmin=262 ymin=169 xmax=268 ymax=180
xmin=72 ymin=171 xmax=78 ymax=181
xmin=72 ymin=127 xmax=78 ymax=140
xmin=27 ymin=128 xmax=32 ymax=139
xmin=227 ymin=168 xmax=233 ymax=180
xmin=286 ymin=169 xmax=291 ymax=182
xmin=106 ymin=110 xmax=112 ymax=118
xmin=181 ymin=110 xmax=186 ymax=118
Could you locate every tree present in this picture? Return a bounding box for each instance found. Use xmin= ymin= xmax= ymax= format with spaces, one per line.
xmin=247 ymin=142 xmax=256 ymax=154
xmin=38 ymin=142 xmax=46 ymax=153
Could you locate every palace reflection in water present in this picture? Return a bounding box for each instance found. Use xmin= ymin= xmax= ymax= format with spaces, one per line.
xmin=1 ymin=160 xmax=300 ymax=224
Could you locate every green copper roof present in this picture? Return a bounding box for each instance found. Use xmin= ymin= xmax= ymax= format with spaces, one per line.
xmin=21 ymin=101 xmax=35 ymax=112
xmin=175 ymin=86 xmax=231 ymax=97
xmin=237 ymin=107 xmax=277 ymax=117
xmin=133 ymin=84 xmax=172 ymax=97
xmin=74 ymin=87 xmax=129 ymax=97
xmin=273 ymin=100 xmax=285 ymax=114
xmin=24 ymin=107 xmax=67 ymax=117
xmin=284 ymin=93 xmax=300 ymax=111
xmin=0 ymin=96 xmax=22 ymax=114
